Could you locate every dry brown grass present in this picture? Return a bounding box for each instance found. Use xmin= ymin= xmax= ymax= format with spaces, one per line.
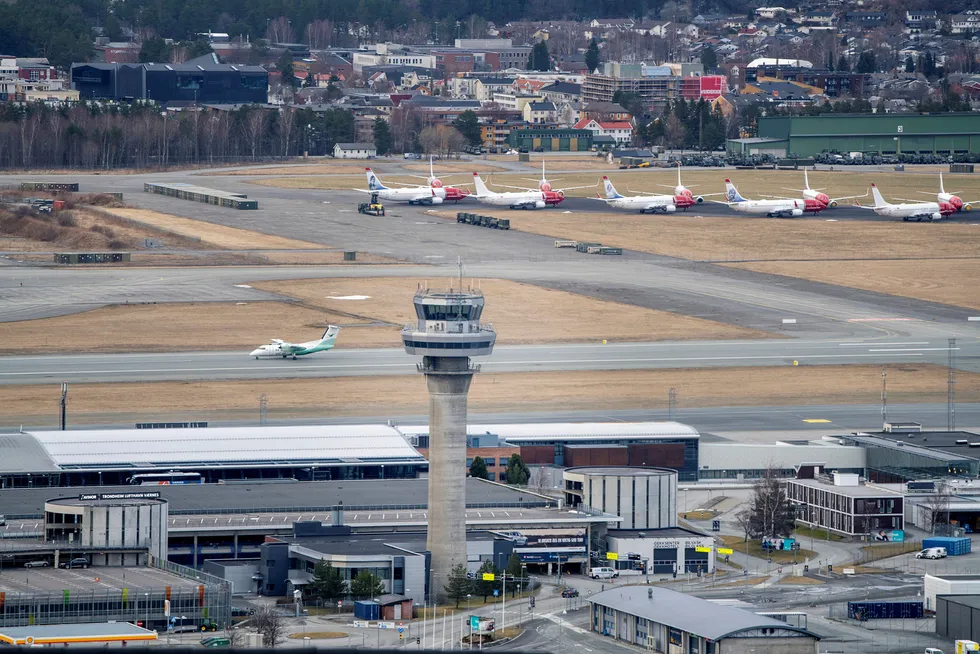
xmin=520 ymin=157 xmax=613 ymax=170
xmin=3 ymin=364 xmax=976 ymax=424
xmin=287 ymin=632 xmax=347 ymax=640
xmin=0 ymin=302 xmax=347 ymax=354
xmin=98 ymin=207 xmax=326 ymax=250
xmin=249 ymin=175 xmax=368 ymax=190
xmin=776 ymin=576 xmax=824 ymax=585
xmin=257 ymin=251 xmax=400 ymax=265
xmin=438 ymin=210 xmax=980 ymax=261
xmin=401 ymin=162 xmax=504 ymax=173
xmin=727 ymin=259 xmax=980 ymax=310
xmin=251 ymin=277 xmax=772 ymax=346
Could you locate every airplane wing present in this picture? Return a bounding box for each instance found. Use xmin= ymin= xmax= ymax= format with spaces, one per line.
xmin=656 ymin=183 xmax=699 ymax=189
xmin=270 ymin=338 xmax=285 ymax=344
xmin=352 ymin=188 xmax=374 ymax=193
xmin=556 ymin=184 xmax=599 ymax=192
xmin=828 ymin=192 xmax=869 ymax=203
xmin=851 ymin=201 xmax=877 ymax=210
xmin=496 ymin=183 xmax=538 ymax=191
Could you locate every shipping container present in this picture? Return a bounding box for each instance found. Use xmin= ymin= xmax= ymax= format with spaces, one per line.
xmin=923 ymin=537 xmax=972 ymax=556
xmin=354 ymin=601 xmax=380 ymax=621
xmin=847 ymin=601 xmax=924 ymax=620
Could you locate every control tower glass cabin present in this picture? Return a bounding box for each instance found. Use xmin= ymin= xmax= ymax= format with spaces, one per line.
xmin=401 ymin=288 xmax=496 ymax=360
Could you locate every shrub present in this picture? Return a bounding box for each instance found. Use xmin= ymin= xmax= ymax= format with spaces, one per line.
xmin=57 ymin=213 xmax=77 ymax=227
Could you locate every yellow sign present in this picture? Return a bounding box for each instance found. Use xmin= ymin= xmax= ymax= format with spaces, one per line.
xmin=695 ymin=547 xmax=712 ymax=553
xmin=606 ymin=552 xmax=619 ymax=560
xmin=482 ymin=573 xmax=495 ymax=581
xmin=718 ymin=548 xmax=733 ymax=555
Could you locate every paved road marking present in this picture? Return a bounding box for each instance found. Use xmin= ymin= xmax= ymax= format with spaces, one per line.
xmin=803 ymin=419 xmax=832 ymax=423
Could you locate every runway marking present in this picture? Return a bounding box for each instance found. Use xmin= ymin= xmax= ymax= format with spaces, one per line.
xmin=868 ymin=348 xmax=958 ymax=352
xmin=847 ymin=318 xmax=918 ymax=322
xmin=838 ymin=342 xmax=928 ymax=346
xmin=803 ymin=419 xmax=832 ymax=423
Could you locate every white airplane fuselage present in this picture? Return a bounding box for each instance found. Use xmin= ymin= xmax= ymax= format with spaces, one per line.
xmin=376 ymin=186 xmax=447 ymax=204
xmin=475 ymin=190 xmax=547 ymax=209
xmin=731 ymin=198 xmax=804 ymax=217
xmin=604 ymin=195 xmax=677 ymax=213
xmin=871 ymin=201 xmax=944 ymax=221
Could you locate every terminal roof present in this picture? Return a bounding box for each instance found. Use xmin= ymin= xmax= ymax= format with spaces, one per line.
xmin=0 ymin=623 xmax=157 ymax=645
xmin=589 ymin=586 xmax=821 ymax=641
xmin=398 ymin=422 xmax=699 ymax=443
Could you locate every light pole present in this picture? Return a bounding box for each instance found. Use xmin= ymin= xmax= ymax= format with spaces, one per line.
xmin=144 ymin=592 xmax=149 ymax=629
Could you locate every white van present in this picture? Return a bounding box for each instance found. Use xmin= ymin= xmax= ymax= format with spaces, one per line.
xmin=916 ymin=547 xmax=947 ymax=560
xmin=590 ymin=567 xmax=619 ymax=579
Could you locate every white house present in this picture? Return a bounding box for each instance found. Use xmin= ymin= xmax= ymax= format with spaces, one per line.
xmin=523 ymin=101 xmax=558 ymax=124
xmin=573 ymin=118 xmax=633 ymax=144
xmin=951 ymin=10 xmax=980 ymax=34
xmin=333 ymin=143 xmax=377 ymax=159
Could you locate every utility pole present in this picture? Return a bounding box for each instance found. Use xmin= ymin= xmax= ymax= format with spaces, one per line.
xmin=881 ymin=369 xmax=887 ymax=426
xmin=60 ymin=382 xmax=68 ymax=431
xmin=668 ymin=388 xmax=676 ymax=421
xmin=948 ymin=338 xmax=956 ymax=431
xmin=259 ymin=394 xmax=268 ymax=426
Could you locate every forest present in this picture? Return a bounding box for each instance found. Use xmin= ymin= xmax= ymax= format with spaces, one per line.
xmin=0 ymin=102 xmax=354 ymax=169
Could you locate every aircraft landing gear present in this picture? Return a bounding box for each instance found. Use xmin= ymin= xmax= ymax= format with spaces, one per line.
xmin=292 ymin=355 xmax=297 ymax=360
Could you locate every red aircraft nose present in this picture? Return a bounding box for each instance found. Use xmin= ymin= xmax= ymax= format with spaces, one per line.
xmin=816 ymin=193 xmax=830 ymax=206
xmin=950 ymin=195 xmax=964 ymax=210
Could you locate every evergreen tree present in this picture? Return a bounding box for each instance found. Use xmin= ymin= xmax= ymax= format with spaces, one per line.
xmin=585 ymin=38 xmax=601 ymax=73
xmin=453 ymin=110 xmax=483 ymax=147
xmin=277 ymin=50 xmax=296 ymax=87
xmin=444 ymin=564 xmax=472 ymax=609
xmin=905 ymin=56 xmax=915 ymax=73
xmin=528 ymin=41 xmax=550 ymax=71
xmin=855 ymin=51 xmax=876 ymax=74
xmin=307 ymin=560 xmax=349 ymax=605
xmin=506 ymin=454 xmax=530 ymax=486
xmin=836 ymin=54 xmax=850 ymax=73
xmin=700 ymin=46 xmax=717 ymax=73
xmin=373 ymin=117 xmax=393 ymax=155
xmin=350 ymin=570 xmax=385 ymax=600
xmin=505 ymin=553 xmax=524 ymax=597
xmin=138 ymin=37 xmax=171 ymax=63
xmin=474 ymin=559 xmax=498 ymax=601
xmin=469 ymin=456 xmax=490 ymax=480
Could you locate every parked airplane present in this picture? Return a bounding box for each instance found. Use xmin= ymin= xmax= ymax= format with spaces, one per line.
xmin=593 ymin=176 xmax=678 ymax=213
xmin=856 ymin=183 xmax=956 ymax=221
xmin=916 ymin=172 xmax=977 ymax=212
xmin=781 ymin=169 xmax=867 ymax=208
xmin=471 ymin=172 xmax=563 ymax=209
xmin=250 ymin=326 xmax=340 ymax=360
xmin=656 ymin=164 xmax=703 ymax=208
xmin=714 ymin=179 xmax=824 ymax=217
xmin=354 ymin=168 xmax=446 ymax=205
xmin=494 ymin=160 xmax=593 ymax=200
xmin=405 ymin=157 xmax=471 ymax=202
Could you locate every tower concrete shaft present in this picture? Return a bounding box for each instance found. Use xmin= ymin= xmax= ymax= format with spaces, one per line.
xmin=423 ymin=356 xmax=474 ymax=591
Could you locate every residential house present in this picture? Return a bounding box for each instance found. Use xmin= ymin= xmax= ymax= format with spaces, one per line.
xmin=523 ymin=101 xmax=558 ymax=124
xmin=573 ymin=118 xmax=633 ymax=144
xmin=333 ymin=143 xmax=377 ymax=159
xmin=801 ymin=11 xmax=837 ymax=28
xmin=539 ymin=81 xmax=581 ymax=104
xmin=632 ymin=21 xmax=672 ymax=37
xmin=493 ymin=90 xmax=543 ymax=112
xmin=755 ymin=7 xmax=793 ymax=19
xmin=475 ymin=77 xmax=517 ymax=101
xmin=581 ymin=101 xmax=632 ymax=122
xmin=434 ymin=51 xmax=475 ymax=77
xmin=951 ymin=10 xmax=980 ymax=34
xmin=558 ymin=101 xmax=584 ymax=127
xmin=905 ymin=10 xmax=939 ymax=33
xmin=353 ymin=108 xmax=388 ymax=143
xmin=94 ymin=41 xmax=141 ymax=64
xmin=847 ymin=11 xmax=887 ymax=29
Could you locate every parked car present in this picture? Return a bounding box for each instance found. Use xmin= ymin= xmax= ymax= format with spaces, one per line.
xmin=560 ymin=587 xmax=579 ymax=598
xmin=916 ymin=547 xmax=947 ymax=559
xmin=0 ymin=514 xmax=6 ymax=526
xmin=24 ymin=560 xmax=49 ymax=568
xmin=59 ymin=557 xmax=89 ymax=569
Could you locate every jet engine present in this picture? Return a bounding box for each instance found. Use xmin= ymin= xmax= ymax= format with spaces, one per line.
xmin=790 ymin=209 xmax=803 ymax=217
xmin=428 ymin=196 xmax=444 ymax=204
xmin=664 ymin=204 xmax=677 ymax=213
xmin=695 ymin=196 xmax=704 ymax=203
xmin=931 ymin=212 xmax=942 ymax=221
xmin=534 ymin=200 xmax=546 ymax=209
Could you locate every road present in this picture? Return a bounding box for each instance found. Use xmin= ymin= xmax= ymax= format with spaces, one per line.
xmin=1 ymin=337 xmax=977 ymax=384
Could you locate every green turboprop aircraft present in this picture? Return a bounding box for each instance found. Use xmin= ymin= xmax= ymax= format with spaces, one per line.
xmin=250 ymin=326 xmax=340 ymax=359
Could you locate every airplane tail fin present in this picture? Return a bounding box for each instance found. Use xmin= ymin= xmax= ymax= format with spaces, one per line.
xmin=601 ymin=176 xmax=623 ymax=199
xmin=870 ymin=183 xmax=886 ymax=208
xmin=365 ymin=168 xmax=387 ymax=191
xmin=472 ymin=173 xmax=491 ymax=197
xmin=677 ymin=164 xmax=683 ymax=188
xmin=321 ymin=325 xmax=340 ymax=343
xmin=724 ymin=179 xmax=746 ymax=203
xmin=939 ymin=171 xmax=946 ymax=195
xmin=803 ymin=168 xmax=811 ymax=191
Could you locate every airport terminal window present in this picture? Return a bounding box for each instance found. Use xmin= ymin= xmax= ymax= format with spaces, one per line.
xmin=488 ymin=473 xmax=496 ymax=481
xmin=176 ymin=74 xmax=204 ymax=89
xmin=241 ymin=75 xmax=267 ymax=90
xmin=484 ymin=458 xmax=495 ymax=466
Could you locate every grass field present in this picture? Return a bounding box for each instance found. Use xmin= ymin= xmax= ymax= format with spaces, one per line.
xmin=719 ymin=535 xmax=817 ymax=563
xmin=251 ymin=277 xmax=772 ymax=346
xmin=204 ymin=164 xmax=376 ymax=175
xmin=0 ymin=275 xmax=768 ymax=353
xmin=98 ymin=207 xmax=327 ymax=250
xmin=727 ymin=259 xmax=980 ymax=310
xmin=4 ymin=364 xmax=976 ymax=425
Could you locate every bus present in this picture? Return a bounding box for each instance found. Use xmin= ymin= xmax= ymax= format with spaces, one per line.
xmin=128 ymin=472 xmax=203 ymax=485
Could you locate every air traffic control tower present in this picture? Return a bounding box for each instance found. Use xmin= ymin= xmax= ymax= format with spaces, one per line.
xmin=402 ymin=283 xmax=496 ymax=598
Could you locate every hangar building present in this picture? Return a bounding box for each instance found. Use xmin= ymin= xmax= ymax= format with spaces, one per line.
xmin=590 ymin=586 xmax=821 ymax=653
xmin=731 ymin=113 xmax=980 ymax=157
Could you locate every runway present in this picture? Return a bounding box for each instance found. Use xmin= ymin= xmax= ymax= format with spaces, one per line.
xmin=1 ymin=337 xmax=976 ymax=384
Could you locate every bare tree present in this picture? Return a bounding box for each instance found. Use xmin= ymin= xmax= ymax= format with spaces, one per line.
xmin=242 ymin=108 xmax=267 ymax=160
xmin=266 ymin=16 xmax=295 ymax=44
xmin=305 ymin=20 xmax=334 ymax=49
xmin=277 ymin=108 xmax=296 ymax=158
xmin=250 ymin=606 xmax=285 ymax=647
xmin=748 ymin=466 xmax=795 ymax=538
xmin=664 ymin=114 xmax=686 ymax=150
xmin=19 ymin=110 xmax=42 ymax=169
xmin=925 ymin=482 xmax=952 ymax=535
